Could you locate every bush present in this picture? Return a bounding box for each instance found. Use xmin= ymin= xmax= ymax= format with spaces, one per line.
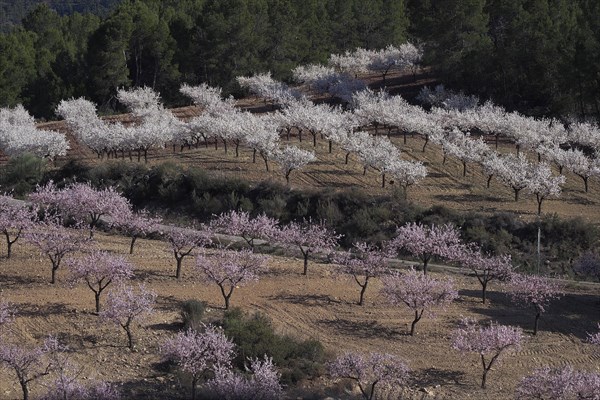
xmin=221 ymin=308 xmax=326 ymax=385
xmin=180 ymin=300 xmax=207 ymax=331
xmin=0 ymin=153 xmax=47 ymax=196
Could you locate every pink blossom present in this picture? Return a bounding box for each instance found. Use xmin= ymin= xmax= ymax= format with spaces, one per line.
xmin=0 ymin=339 xmax=51 ymax=400
xmin=335 ymin=242 xmax=389 ymax=306
xmin=515 ymin=365 xmax=600 ymax=399
xmin=507 ymin=274 xmax=563 ymax=335
xmin=276 ymin=219 xmax=340 ymax=275
xmin=328 ymin=351 xmax=410 ymax=400
xmin=100 ymin=284 xmax=155 ymax=350
xmin=381 ymin=268 xmax=458 ymax=335
xmin=388 ymin=222 xmax=464 ymax=274
xmin=165 ymin=227 xmax=212 ymax=279
xmin=66 ymin=251 xmax=134 ymax=312
xmin=25 ymin=219 xmax=90 ymax=284
xmin=196 ymin=248 xmax=268 ymax=309
xmin=458 ymin=247 xmax=514 ymax=303
xmin=451 ymin=318 xmax=523 ymax=388
xmin=0 ymin=194 xmax=36 ymax=258
xmin=205 ymin=356 xmax=283 ymax=400
xmin=0 ymin=301 xmax=14 ymax=326
xmin=210 ymin=210 xmax=279 ymax=249
xmin=116 ymin=210 xmax=162 ymax=254
xmin=588 ymin=324 xmax=600 ymax=346
xmin=161 ymin=326 xmax=235 ymax=400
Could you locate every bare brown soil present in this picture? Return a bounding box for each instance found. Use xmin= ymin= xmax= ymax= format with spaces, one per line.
xmin=0 ymin=233 xmax=598 ymax=399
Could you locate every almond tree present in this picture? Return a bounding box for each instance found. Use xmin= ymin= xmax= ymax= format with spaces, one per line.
xmin=526 ymin=163 xmax=565 ymax=215
xmin=451 ymin=319 xmax=523 ymax=389
xmin=388 ymin=223 xmax=464 ymax=274
xmin=100 ymin=284 xmax=156 ymax=350
xmin=387 ymin=159 xmax=428 ymax=200
xmin=515 ymin=365 xmax=600 ymax=399
xmin=459 ymin=248 xmax=514 ymax=304
xmin=276 ymin=219 xmax=340 ymax=275
xmin=210 ymin=210 xmax=278 ymax=250
xmin=0 ymin=338 xmax=55 ymax=400
xmin=195 ymin=248 xmax=268 ymax=309
xmin=205 ymin=356 xmax=283 ymax=400
xmin=117 ymin=210 xmax=162 ymax=254
xmin=381 ymin=269 xmax=458 ymax=336
xmin=496 ymin=154 xmax=533 ymax=201
xmin=507 ymin=274 xmax=563 ymax=335
xmin=66 ymin=251 xmax=134 ymax=313
xmin=161 ymin=326 xmax=235 ymax=400
xmin=0 ymin=194 xmax=36 ymax=258
xmin=0 ymin=105 xmax=69 ymax=159
xmin=335 ymin=243 xmax=389 ymax=306
xmin=272 ymin=145 xmax=316 ymax=184
xmin=328 ymin=352 xmax=410 ymax=400
xmin=40 ymin=338 xmax=120 ymax=400
xmin=165 ymin=228 xmax=212 ymax=279
xmin=29 ymin=182 xmax=132 ymax=238
xmin=25 ymin=220 xmax=90 ymax=284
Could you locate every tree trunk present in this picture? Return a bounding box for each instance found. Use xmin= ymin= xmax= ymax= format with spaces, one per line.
xmin=357 ymin=277 xmax=369 ymax=306
xmin=533 ymin=311 xmax=540 ymax=335
xmin=328 ymin=140 xmax=332 ymax=153
xmin=486 ymin=175 xmax=493 ymax=188
xmin=51 ymin=262 xmax=59 ymax=284
xmin=410 ymin=310 xmax=422 ymax=336
xmin=302 ymin=251 xmax=309 ymax=275
xmin=462 ymin=161 xmax=467 ymax=177
xmin=125 ymin=324 xmax=134 ymax=350
xmin=482 ymin=281 xmax=488 ymax=304
xmin=423 ymin=257 xmax=430 ymax=275
xmin=129 ymin=236 xmax=137 ymax=255
xmin=175 ymin=256 xmax=183 ymax=279
xmin=19 ymin=379 xmax=29 ymax=400
xmin=514 ymin=188 xmax=520 ymax=201
xmin=95 ymin=292 xmax=101 ymax=313
xmin=381 ymin=173 xmax=386 ymax=188
xmin=345 ymin=152 xmax=350 ymax=165
xmin=481 ymin=355 xmax=488 ymax=389
xmin=422 ymin=135 xmax=429 ymax=152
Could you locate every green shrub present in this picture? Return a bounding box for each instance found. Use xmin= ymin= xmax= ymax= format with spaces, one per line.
xmin=0 ymin=153 xmax=47 ymax=196
xmin=221 ymin=308 xmax=326 ymax=385
xmin=180 ymin=300 xmax=207 ymax=331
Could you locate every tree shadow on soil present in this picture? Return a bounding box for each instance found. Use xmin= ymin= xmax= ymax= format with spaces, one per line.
xmin=269 ymin=293 xmax=339 ymax=307
xmin=318 ymin=317 xmax=401 ymax=339
xmin=120 ymin=377 xmax=185 ymax=400
xmin=412 ymin=367 xmax=467 ymax=388
xmin=460 ymin=289 xmax=600 ymax=339
xmin=17 ymin=302 xmax=72 ymax=317
xmin=0 ymin=272 xmax=38 ymax=286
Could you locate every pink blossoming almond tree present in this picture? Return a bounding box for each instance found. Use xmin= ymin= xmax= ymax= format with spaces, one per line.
xmin=29 ymin=182 xmax=132 ymax=238
xmin=381 ymin=268 xmax=458 ymax=336
xmin=165 ymin=228 xmax=212 ymax=279
xmin=573 ymin=251 xmax=600 ymax=282
xmin=209 ymin=210 xmax=278 ymax=250
xmin=25 ymin=219 xmax=90 ymax=284
xmin=328 ymin=352 xmax=410 ymax=400
xmin=388 ymin=222 xmax=464 ymax=274
xmin=276 ymin=219 xmax=340 ymax=275
xmin=0 ymin=194 xmax=36 ymax=258
xmin=515 ymin=365 xmax=600 ymax=400
xmin=196 ymin=248 xmax=268 ymax=310
xmin=459 ymin=247 xmax=514 ymax=304
xmin=99 ymin=284 xmax=156 ymax=350
xmin=451 ymin=319 xmax=524 ymax=389
xmin=40 ymin=337 xmax=120 ymax=400
xmin=507 ymin=273 xmax=563 ymax=335
xmin=0 ymin=337 xmax=57 ymax=400
xmin=161 ymin=326 xmax=235 ymax=400
xmin=66 ymin=251 xmax=134 ymax=313
xmin=335 ymin=242 xmax=390 ymax=306
xmin=206 ymin=355 xmax=283 ymax=400
xmin=117 ymin=210 xmax=162 ymax=254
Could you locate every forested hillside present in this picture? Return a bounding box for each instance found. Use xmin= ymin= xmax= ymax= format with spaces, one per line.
xmin=1 ymin=0 xmax=599 ymax=122
xmin=0 ymin=0 xmax=121 ymax=31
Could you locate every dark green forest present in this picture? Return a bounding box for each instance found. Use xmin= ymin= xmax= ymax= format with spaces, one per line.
xmin=1 ymin=0 xmax=599 ymax=121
